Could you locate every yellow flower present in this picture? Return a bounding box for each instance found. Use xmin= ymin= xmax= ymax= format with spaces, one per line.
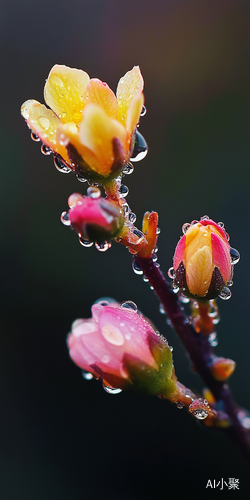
xmin=21 ymin=65 xmax=145 ymax=182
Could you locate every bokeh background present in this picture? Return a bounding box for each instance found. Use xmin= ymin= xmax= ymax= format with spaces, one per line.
xmin=1 ymin=0 xmax=250 ymax=497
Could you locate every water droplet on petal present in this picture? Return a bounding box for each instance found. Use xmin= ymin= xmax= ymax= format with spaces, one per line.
xmin=95 ymin=241 xmax=112 ymax=252
xmin=94 ymin=298 xmax=113 ymax=306
xmin=168 ymin=267 xmax=175 ymax=279
xmin=81 ymin=370 xmax=93 ymax=380
xmin=133 ymin=228 xmax=144 ymax=239
xmin=41 ymin=144 xmax=51 ymax=155
xmin=230 ymin=247 xmax=240 ymax=265
xmin=120 ymin=300 xmax=138 ymax=313
xmin=102 ymin=382 xmax=122 ymax=394
xmin=128 ymin=212 xmax=137 ymax=223
xmin=53 ymin=156 xmax=71 ymax=173
xmin=68 ymin=192 xmax=83 ymax=208
xmin=156 ymin=227 xmax=161 ymax=235
xmin=60 ymin=211 xmax=71 ymax=226
xmin=38 ymin=116 xmax=50 ymax=130
xmin=119 ymin=184 xmax=129 ymax=197
xmin=200 ymin=215 xmax=210 ymax=221
xmin=132 ymin=260 xmax=143 ymax=275
xmin=79 ymin=236 xmax=94 ymax=247
xmin=217 ymin=221 xmax=224 ymax=228
xmin=140 ymin=105 xmax=147 ymax=116
xmin=191 ymin=220 xmax=198 ymax=225
xmin=218 ymin=286 xmax=231 ymax=300
xmin=123 ymin=162 xmax=134 ymax=175
xmin=31 ymin=132 xmax=40 ymax=142
xmin=87 ymin=186 xmax=101 ymax=198
xmin=182 ymin=223 xmax=191 ymax=234
xmin=130 ymin=131 xmax=148 ymax=162
xmin=143 ymin=275 xmax=149 ymax=282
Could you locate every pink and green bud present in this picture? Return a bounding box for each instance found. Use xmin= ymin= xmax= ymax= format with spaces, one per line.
xmin=67 ymin=193 xmax=124 ymax=242
xmin=67 ymin=301 xmax=177 ymax=397
xmin=173 ymin=217 xmax=239 ymax=299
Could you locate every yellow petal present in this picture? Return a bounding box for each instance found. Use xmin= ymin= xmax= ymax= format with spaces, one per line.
xmin=78 ymin=104 xmax=128 ymax=175
xmin=84 ymin=79 xmax=118 ymax=119
xmin=116 ymin=66 xmax=144 ymax=127
xmin=186 ymin=246 xmax=213 ymax=297
xmin=44 ymin=64 xmax=90 ymax=124
xmin=126 ymin=92 xmax=144 ymax=134
xmin=185 ymin=223 xmax=212 ymax=263
xmin=21 ymin=99 xmax=69 ymax=161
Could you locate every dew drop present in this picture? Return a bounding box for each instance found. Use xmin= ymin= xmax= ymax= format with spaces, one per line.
xmin=31 ymin=132 xmax=40 ymax=142
xmin=79 ymin=236 xmax=94 ymax=247
xmin=182 ymin=223 xmax=191 ymax=234
xmin=172 ymin=283 xmax=179 ymax=293
xmin=168 ymin=267 xmax=175 ymax=279
xmin=143 ymin=275 xmax=149 ymax=282
xmin=128 ymin=212 xmax=137 ymax=223
xmin=87 ymin=186 xmax=101 ymax=198
xmin=53 ymin=156 xmax=71 ymax=173
xmin=122 ymin=202 xmax=130 ymax=214
xmin=156 ymin=227 xmax=161 ymax=235
xmin=227 ymin=280 xmax=233 ymax=287
xmin=81 ymin=370 xmax=93 ymax=380
xmin=191 ymin=409 xmax=208 ymax=420
xmin=230 ymin=247 xmax=240 ymax=265
xmin=152 ymin=253 xmax=158 ymax=262
xmin=217 ymin=221 xmax=224 ymax=228
xmin=140 ymin=105 xmax=147 ymax=116
xmin=68 ymin=192 xmax=83 ymax=208
xmin=95 ymin=241 xmax=111 ymax=252
xmin=123 ymin=162 xmax=134 ymax=175
xmin=176 ymin=402 xmax=184 ymax=409
xmin=159 ymin=303 xmax=165 ymax=314
xmin=41 ymin=144 xmax=51 ymax=155
xmin=133 ymin=228 xmax=144 ymax=239
xmin=119 ymin=184 xmax=129 ymax=197
xmin=191 ymin=220 xmax=198 ymax=225
xmin=218 ymin=286 xmax=231 ymax=300
xmin=76 ymin=173 xmax=87 ymax=182
xmin=179 ymin=294 xmax=190 ymax=304
xmin=58 ymin=132 xmax=69 ymax=146
xmin=132 ymin=260 xmax=143 ymax=275
xmin=130 ymin=131 xmax=148 ymax=162
xmin=169 ymin=345 xmax=173 ymax=352
xmin=102 ymin=382 xmax=122 ymax=394
xmin=120 ymin=300 xmax=138 ymax=313
xmin=208 ymin=332 xmax=218 ymax=347
xmin=94 ymin=299 xmax=112 ymax=306
xmin=60 ymin=211 xmax=71 ymax=226
xmin=200 ymin=215 xmax=210 ymax=221
xmin=38 ymin=116 xmax=50 ymax=130
xmin=150 ymin=285 xmax=154 ymax=290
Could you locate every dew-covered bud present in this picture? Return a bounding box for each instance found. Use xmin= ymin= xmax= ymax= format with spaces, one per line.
xmin=67 ymin=301 xmax=177 ymax=398
xmin=68 ymin=194 xmax=125 ymax=242
xmin=173 ymin=218 xmax=238 ymax=299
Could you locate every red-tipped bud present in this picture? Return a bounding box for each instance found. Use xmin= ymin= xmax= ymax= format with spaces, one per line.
xmin=66 ymin=192 xmax=124 ymax=242
xmin=67 ymin=300 xmax=177 ymax=397
xmin=210 ymin=356 xmax=236 ymax=381
xmin=172 ymin=217 xmax=239 ymax=299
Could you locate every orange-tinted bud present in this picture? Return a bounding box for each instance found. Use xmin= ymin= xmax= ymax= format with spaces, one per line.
xmin=210 ymin=356 xmax=236 ymax=381
xmin=172 ymin=217 xmax=239 ymax=300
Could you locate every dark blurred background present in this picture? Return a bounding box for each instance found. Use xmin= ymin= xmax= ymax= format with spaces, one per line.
xmin=1 ymin=0 xmax=250 ymax=497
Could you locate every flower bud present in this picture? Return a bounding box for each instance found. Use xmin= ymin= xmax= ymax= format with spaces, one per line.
xmin=67 ymin=301 xmax=177 ymax=397
xmin=210 ymin=356 xmax=236 ymax=381
xmin=173 ymin=218 xmax=237 ymax=299
xmin=68 ymin=194 xmax=125 ymax=242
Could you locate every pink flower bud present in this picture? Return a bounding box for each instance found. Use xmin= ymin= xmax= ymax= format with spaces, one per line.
xmin=67 ymin=194 xmax=124 ymax=242
xmin=173 ymin=218 xmax=239 ymax=299
xmin=67 ymin=301 xmax=176 ymax=396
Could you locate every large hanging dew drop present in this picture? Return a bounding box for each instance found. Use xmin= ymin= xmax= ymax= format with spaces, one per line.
xmin=130 ymin=131 xmax=148 ymax=162
xmin=31 ymin=132 xmax=40 ymax=142
xmin=230 ymin=247 xmax=240 ymax=265
xmin=82 ymin=370 xmax=94 ymax=380
xmin=95 ymin=241 xmax=112 ymax=252
xmin=218 ymin=286 xmax=231 ymax=300
xmin=53 ymin=156 xmax=71 ymax=173
xmin=41 ymin=144 xmax=51 ymax=155
xmin=132 ymin=260 xmax=143 ymax=275
xmin=60 ymin=211 xmax=71 ymax=226
xmin=123 ymin=162 xmax=134 ymax=175
xmin=102 ymin=382 xmax=122 ymax=394
xmin=79 ymin=236 xmax=94 ymax=248
xmin=120 ymin=300 xmax=138 ymax=313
